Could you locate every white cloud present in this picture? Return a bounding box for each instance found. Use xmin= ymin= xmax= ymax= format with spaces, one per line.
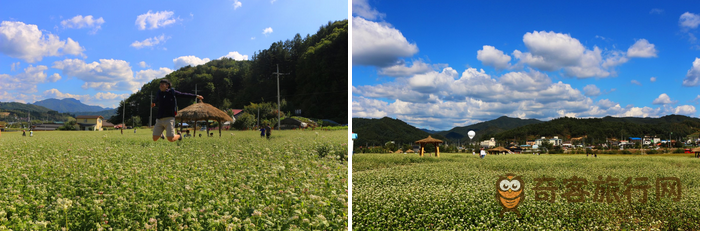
xmin=43 ymin=88 xmax=90 ymax=102
xmin=407 ymin=67 xmax=459 ymax=94
xmin=563 ymin=47 xmax=609 ymax=78
xmin=682 ymin=57 xmax=699 ymax=87
xmin=512 ymin=31 xmax=657 ymax=78
xmin=626 ymin=39 xmax=657 ymax=58
xmin=52 ymin=59 xmax=138 ymax=91
xmin=94 ymin=92 xmax=130 ymax=101
xmin=679 ymin=12 xmax=700 ymax=30
xmin=173 ymin=55 xmax=211 ymax=69
xmin=477 ymin=45 xmax=511 ymax=70
xmin=0 ymin=21 xmax=85 ymax=63
xmin=671 ymin=105 xmax=696 ymax=115
xmin=652 ymin=93 xmax=676 ymax=105
xmin=516 ymin=31 xmax=585 ymax=71
xmin=135 ymin=10 xmax=180 ymax=30
xmin=263 ymin=27 xmax=273 ymax=35
xmin=233 ymin=0 xmax=242 ymax=9
xmin=631 ymin=80 xmax=641 ymax=86
xmin=583 ymin=84 xmax=601 ymax=97
xmin=352 ymin=0 xmax=385 ymax=20
xmin=61 ymin=15 xmax=105 ymax=34
xmin=352 ymin=17 xmax=419 ymax=67
xmin=139 ymin=61 xmax=148 ymax=68
xmin=650 ymin=77 xmax=656 ymax=82
xmin=251 ymin=37 xmax=256 ymax=40
xmin=10 ymin=62 xmax=20 ymax=71
xmin=220 ymin=51 xmax=249 ymax=61
xmin=650 ymin=8 xmax=664 ymax=15
xmin=498 ymin=70 xmax=551 ymax=92
xmin=49 ymin=73 xmax=61 ymax=82
xmin=597 ymin=99 xmax=617 ymax=108
xmin=135 ymin=67 xmax=173 ymax=82
xmin=513 ymin=31 xmax=611 ymax=78
xmin=353 ymin=58 xmax=700 ymax=130
xmin=0 ymin=65 xmax=50 ymax=93
xmin=131 ymin=34 xmax=170 ymax=49
xmin=378 ymin=60 xmax=433 ymax=77
xmin=42 ymin=88 xmax=130 ymax=108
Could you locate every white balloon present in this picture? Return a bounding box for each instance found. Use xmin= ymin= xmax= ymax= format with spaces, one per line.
xmin=467 ymin=130 xmax=475 ymax=139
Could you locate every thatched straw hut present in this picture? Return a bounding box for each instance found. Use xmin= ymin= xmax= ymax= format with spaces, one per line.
xmin=693 ymin=147 xmax=700 ymax=158
xmin=176 ymin=101 xmax=234 ymax=137
xmin=395 ymin=149 xmax=404 ymax=153
xmin=487 ymin=146 xmax=512 ymax=155
xmin=415 ymin=135 xmax=444 ymax=157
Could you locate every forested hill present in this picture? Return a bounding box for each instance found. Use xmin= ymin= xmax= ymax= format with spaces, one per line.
xmin=436 ymin=116 xmax=543 ymax=142
xmin=112 ymin=20 xmax=347 ymax=125
xmin=490 ymin=115 xmax=700 ymax=143
xmin=352 ymin=117 xmax=448 ymax=148
xmin=0 ymin=102 xmax=53 ymax=113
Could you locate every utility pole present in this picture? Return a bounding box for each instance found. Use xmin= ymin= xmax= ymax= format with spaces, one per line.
xmin=149 ymin=93 xmax=153 ymax=128
xmin=122 ymin=99 xmax=126 ymax=135
xmin=669 ymin=132 xmax=672 ymax=153
xmin=272 ymin=64 xmax=289 ymax=130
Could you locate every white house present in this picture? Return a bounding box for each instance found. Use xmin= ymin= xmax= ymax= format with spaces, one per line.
xmin=480 ymin=138 xmax=496 ymax=148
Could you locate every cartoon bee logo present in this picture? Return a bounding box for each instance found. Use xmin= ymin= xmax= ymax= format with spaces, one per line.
xmin=496 ymin=173 xmax=525 ymax=217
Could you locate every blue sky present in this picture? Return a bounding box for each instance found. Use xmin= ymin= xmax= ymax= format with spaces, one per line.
xmin=0 ymin=0 xmax=347 ymax=109
xmin=352 ymin=0 xmax=701 ymax=131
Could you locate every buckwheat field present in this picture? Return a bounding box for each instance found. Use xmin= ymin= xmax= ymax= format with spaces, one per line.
xmin=0 ymin=129 xmax=347 ymax=230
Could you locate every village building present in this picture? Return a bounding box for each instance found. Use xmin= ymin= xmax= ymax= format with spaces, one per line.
xmin=76 ymin=115 xmax=104 ymax=131
xmin=480 ymin=137 xmax=496 ymax=148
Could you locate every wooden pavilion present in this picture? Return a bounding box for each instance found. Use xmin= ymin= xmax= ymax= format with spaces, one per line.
xmin=415 ymin=135 xmax=444 ymax=157
xmin=487 ymin=146 xmax=512 ymax=155
xmin=176 ymin=101 xmax=234 ymax=137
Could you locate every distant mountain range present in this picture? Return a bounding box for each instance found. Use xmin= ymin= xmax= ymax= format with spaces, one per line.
xmin=435 ymin=116 xmax=543 ymax=142
xmin=33 ymin=98 xmax=112 ymax=113
xmin=352 ymin=115 xmax=700 ymax=148
xmin=0 ymin=98 xmax=116 ymax=120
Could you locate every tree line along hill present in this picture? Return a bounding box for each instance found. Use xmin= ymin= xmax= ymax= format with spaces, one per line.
xmin=112 ymin=20 xmax=347 ymax=127
xmin=0 ymin=102 xmax=79 ymax=126
xmin=352 ymin=115 xmax=700 ymax=149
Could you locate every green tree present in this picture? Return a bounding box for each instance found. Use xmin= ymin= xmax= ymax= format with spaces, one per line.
xmin=232 ymin=112 xmax=256 ymax=130
xmin=59 ymin=119 xmax=77 ymax=130
xmin=384 ymin=141 xmax=397 ymax=152
xmin=402 ymin=144 xmax=413 ymax=151
xmin=126 ymin=116 xmax=142 ymax=128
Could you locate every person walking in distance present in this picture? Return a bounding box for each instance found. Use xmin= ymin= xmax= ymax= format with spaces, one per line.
xmin=151 ymin=79 xmax=203 ymax=142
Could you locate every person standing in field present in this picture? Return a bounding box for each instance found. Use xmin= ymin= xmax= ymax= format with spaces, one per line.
xmin=259 ymin=126 xmax=265 ymax=138
xmin=151 ymin=79 xmax=203 ymax=142
xmin=480 ymin=147 xmax=486 ymax=159
xmin=265 ymin=124 xmax=272 ymax=139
